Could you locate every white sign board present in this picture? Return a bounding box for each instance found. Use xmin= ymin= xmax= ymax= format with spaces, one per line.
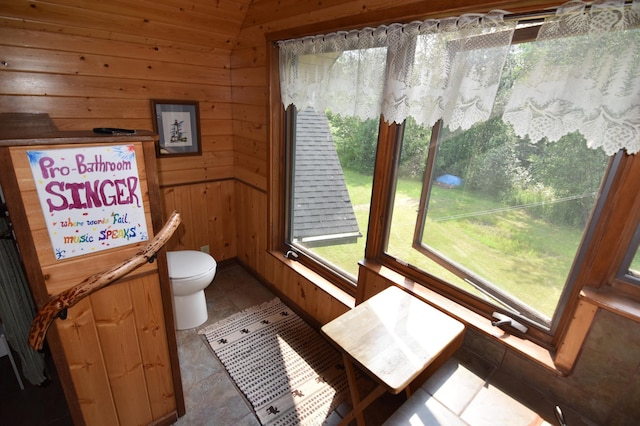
xmin=27 ymin=145 xmax=149 ymax=260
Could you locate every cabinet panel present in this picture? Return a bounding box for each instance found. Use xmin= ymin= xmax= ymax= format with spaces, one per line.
xmin=56 ymin=298 xmax=118 ymax=426
xmin=130 ymin=274 xmax=177 ymax=418
xmin=0 ymin=125 xmax=183 ymax=426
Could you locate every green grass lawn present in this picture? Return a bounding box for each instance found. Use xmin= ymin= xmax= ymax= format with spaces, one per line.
xmin=312 ymin=169 xmax=587 ymax=321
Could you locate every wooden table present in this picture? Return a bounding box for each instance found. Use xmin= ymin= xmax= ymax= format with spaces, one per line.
xmin=321 ymin=286 xmax=465 ymax=425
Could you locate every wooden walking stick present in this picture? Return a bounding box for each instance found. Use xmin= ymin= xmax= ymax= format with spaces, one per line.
xmin=28 ymin=211 xmax=182 ymax=351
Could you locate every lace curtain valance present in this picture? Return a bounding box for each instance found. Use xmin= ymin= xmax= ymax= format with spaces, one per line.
xmin=278 ymin=0 xmax=640 ymax=155
xmin=279 ymin=12 xmax=516 ymax=131
xmin=279 ymin=27 xmax=392 ymax=120
xmin=503 ymin=0 xmax=640 ymax=154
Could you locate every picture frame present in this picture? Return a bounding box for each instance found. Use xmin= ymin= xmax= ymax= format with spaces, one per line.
xmin=151 ymin=100 xmax=202 ymax=157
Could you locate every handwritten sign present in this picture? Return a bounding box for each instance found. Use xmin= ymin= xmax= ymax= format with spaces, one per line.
xmin=27 ymin=145 xmax=149 ymax=260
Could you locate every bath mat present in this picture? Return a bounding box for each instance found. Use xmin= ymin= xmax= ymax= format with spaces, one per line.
xmin=198 ymin=298 xmax=350 ymax=426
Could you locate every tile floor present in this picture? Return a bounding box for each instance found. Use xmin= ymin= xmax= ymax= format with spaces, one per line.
xmin=173 ymin=263 xmax=588 ymax=426
xmin=172 ymin=263 xmax=274 ymax=426
xmin=1 ymin=262 xmax=589 ymax=426
xmin=173 ymin=263 xmax=404 ymax=426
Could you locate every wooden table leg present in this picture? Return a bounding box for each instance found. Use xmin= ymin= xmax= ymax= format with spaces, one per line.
xmin=341 ymin=353 xmax=365 ymax=426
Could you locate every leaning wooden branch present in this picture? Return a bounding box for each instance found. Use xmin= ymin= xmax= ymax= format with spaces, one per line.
xmin=28 ymin=211 xmax=182 ymax=351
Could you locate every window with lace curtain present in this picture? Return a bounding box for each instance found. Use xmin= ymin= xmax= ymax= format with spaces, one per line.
xmin=277 ymin=0 xmax=640 ymax=335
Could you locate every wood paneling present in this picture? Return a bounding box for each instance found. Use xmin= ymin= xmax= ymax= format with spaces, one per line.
xmin=235 ymin=180 xmax=267 ymax=270
xmin=0 ymin=0 xmax=237 ymax=48
xmin=264 ymin=244 xmax=352 ymax=326
xmin=129 ymin=274 xmax=177 ymax=418
xmin=160 ymin=180 xmax=237 ymax=260
xmin=0 ymin=26 xmax=231 ymax=68
xmin=0 ymin=70 xmax=231 ymax=102
xmin=91 ymin=283 xmax=154 ymax=425
xmin=0 ymin=0 xmax=242 ymax=225
xmin=0 ymin=45 xmax=230 ymax=85
xmin=554 ymin=298 xmax=598 ymax=374
xmin=57 ymin=298 xmax=118 ymax=426
xmin=234 ymin=181 xmax=352 ymax=326
xmin=3 ymin=1 xmax=640 ymax=423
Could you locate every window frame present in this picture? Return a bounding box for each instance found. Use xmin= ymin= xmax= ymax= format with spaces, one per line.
xmin=404 ymin=111 xmax=620 ymax=331
xmin=278 ymin=105 xmax=369 ymax=293
xmin=617 ymin=223 xmax=640 ymax=286
xmin=267 ymin=3 xmax=640 ymax=351
xmin=373 ymin=22 xmax=627 ymax=345
xmin=609 ymin=154 xmax=640 ymax=302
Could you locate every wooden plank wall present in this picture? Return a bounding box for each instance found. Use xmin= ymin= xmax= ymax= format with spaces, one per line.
xmin=0 ymin=0 xmax=564 ymax=324
xmin=161 ymin=180 xmax=237 ymax=259
xmin=0 ymin=0 xmax=249 ymax=260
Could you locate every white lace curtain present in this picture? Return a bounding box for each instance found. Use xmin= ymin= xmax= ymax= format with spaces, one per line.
xmin=279 ymin=12 xmax=516 ymax=131
xmin=504 ymin=0 xmax=640 ymax=154
xmin=279 ymin=27 xmax=392 ymax=120
xmin=278 ymin=0 xmax=640 ymax=155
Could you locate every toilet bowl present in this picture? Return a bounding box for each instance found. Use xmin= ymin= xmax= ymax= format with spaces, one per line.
xmin=166 ymin=250 xmax=217 ymax=330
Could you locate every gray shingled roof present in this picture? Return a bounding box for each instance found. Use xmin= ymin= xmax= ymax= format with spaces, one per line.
xmin=291 ymin=109 xmax=361 ymax=247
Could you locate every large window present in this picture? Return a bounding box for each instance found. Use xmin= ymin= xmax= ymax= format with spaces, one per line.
xmin=284 ymin=47 xmax=387 ymax=282
xmin=387 ymin=119 xmax=610 ymax=333
xmin=277 ymin=2 xmax=640 ymax=339
xmin=286 ymin=107 xmax=378 ymax=282
xmin=385 ymin=31 xmax=613 ymax=331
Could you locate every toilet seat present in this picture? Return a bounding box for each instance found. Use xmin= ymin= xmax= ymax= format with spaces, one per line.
xmin=167 ymin=250 xmax=217 ymax=280
xmin=170 ymin=268 xmax=214 ymax=284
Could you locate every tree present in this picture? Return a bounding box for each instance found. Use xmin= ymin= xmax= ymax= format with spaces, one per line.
xmin=327 ymin=111 xmax=378 ymax=174
xmin=527 ymin=133 xmax=609 ymax=227
xmin=436 ymin=117 xmax=520 ymax=198
xmin=398 ymin=117 xmax=431 ymax=180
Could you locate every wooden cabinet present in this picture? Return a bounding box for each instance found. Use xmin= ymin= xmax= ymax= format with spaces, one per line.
xmin=0 ymin=114 xmax=184 ymax=425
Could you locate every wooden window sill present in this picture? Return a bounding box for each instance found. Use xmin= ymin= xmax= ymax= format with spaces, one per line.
xmin=266 ymin=252 xmax=564 ymax=376
xmin=267 ymin=250 xmax=355 ymax=310
xmin=581 ymin=287 xmax=640 ymax=323
xmin=265 ymin=251 xmax=637 ymax=376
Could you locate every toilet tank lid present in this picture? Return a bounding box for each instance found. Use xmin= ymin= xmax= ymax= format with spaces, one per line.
xmin=166 ymin=250 xmax=217 ymax=279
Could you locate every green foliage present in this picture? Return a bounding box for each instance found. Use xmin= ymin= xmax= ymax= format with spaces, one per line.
xmin=433 ymin=119 xmax=608 ymax=229
xmin=328 ymin=109 xmax=609 ymax=229
xmin=525 ymin=133 xmax=609 ymax=227
xmin=327 ymin=111 xmax=378 ymax=174
xmin=327 ymin=113 xmax=432 ymax=180
xmin=398 ymin=117 xmax=431 ymax=179
xmin=437 ymin=117 xmax=520 ymax=197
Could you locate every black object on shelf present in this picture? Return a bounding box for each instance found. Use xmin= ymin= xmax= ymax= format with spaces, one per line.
xmin=92 ymin=127 xmax=136 ymax=135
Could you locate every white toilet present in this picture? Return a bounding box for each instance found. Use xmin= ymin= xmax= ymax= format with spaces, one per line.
xmin=166 ymin=250 xmax=217 ymax=330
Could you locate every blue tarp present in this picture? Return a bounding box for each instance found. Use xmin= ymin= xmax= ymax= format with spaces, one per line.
xmin=436 ymin=174 xmax=462 ymax=187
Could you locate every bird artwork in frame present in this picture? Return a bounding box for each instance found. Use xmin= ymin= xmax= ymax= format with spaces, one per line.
xmin=151 ymin=99 xmax=202 ymax=157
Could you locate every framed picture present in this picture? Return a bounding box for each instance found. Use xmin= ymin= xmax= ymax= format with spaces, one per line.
xmin=151 ymin=100 xmax=202 ymax=157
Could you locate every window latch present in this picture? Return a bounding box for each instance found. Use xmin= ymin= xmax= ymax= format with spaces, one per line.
xmin=491 ymin=312 xmax=528 ymax=334
xmin=284 ymin=250 xmax=299 ymax=261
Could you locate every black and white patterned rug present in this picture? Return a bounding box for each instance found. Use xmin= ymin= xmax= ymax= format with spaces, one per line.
xmin=199 ymin=298 xmax=350 ymax=425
